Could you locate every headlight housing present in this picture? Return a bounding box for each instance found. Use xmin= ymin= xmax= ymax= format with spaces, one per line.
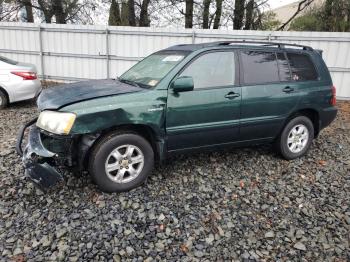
xmin=36 ymin=111 xmax=76 ymax=135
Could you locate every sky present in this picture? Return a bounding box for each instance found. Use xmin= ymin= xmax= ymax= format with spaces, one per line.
xmin=269 ymin=0 xmax=299 ymax=9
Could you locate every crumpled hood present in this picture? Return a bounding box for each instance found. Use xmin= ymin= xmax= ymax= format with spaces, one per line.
xmin=37 ymin=79 xmax=143 ymax=110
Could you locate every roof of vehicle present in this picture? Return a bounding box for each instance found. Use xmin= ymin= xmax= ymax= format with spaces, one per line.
xmin=163 ymin=41 xmax=314 ymax=53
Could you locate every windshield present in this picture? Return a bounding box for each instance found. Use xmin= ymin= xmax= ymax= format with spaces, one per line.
xmin=0 ymin=56 xmax=17 ymax=65
xmin=119 ymin=51 xmax=188 ymax=88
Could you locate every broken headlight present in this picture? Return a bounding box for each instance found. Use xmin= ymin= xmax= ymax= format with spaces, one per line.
xmin=36 ymin=111 xmax=76 ymax=135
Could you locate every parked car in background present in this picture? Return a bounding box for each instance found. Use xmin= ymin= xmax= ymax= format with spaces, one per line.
xmin=17 ymin=41 xmax=337 ymax=193
xmin=0 ymin=56 xmax=41 ymax=109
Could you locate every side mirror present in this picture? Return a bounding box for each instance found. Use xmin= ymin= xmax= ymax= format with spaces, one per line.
xmin=172 ymin=76 xmax=194 ymax=92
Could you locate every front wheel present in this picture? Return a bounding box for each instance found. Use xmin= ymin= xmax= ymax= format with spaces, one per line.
xmin=277 ymin=116 xmax=314 ymax=160
xmin=89 ymin=131 xmax=154 ymax=193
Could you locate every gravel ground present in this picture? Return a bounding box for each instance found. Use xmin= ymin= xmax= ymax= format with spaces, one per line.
xmin=0 ymin=86 xmax=349 ymax=261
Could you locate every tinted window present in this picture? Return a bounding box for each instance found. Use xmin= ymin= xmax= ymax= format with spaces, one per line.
xmin=0 ymin=56 xmax=17 ymax=65
xmin=277 ymin=53 xmax=291 ymax=81
xmin=241 ymin=51 xmax=279 ymax=84
xmin=286 ymin=53 xmax=318 ymax=81
xmin=180 ymin=52 xmax=235 ymax=89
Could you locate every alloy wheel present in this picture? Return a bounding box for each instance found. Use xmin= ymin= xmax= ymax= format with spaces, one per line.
xmin=287 ymin=124 xmax=309 ymax=153
xmin=104 ymin=144 xmax=144 ymax=183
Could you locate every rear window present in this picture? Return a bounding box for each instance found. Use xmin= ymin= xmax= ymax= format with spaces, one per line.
xmin=241 ymin=51 xmax=279 ymax=85
xmin=286 ymin=53 xmax=318 ymax=81
xmin=0 ymin=56 xmax=17 ymax=65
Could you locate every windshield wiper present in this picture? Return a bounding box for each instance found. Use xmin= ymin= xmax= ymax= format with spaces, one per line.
xmin=118 ymin=78 xmax=141 ymax=88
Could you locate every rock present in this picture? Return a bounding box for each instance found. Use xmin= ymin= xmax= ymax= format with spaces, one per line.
xmin=0 ymin=94 xmax=349 ymax=262
xmin=194 ymin=250 xmax=204 ymax=257
xmin=294 ymin=242 xmax=306 ymax=251
xmin=56 ymin=228 xmax=67 ymax=238
xmin=155 ymin=242 xmax=165 ymax=251
xmin=131 ymin=203 xmax=140 ymax=210
xmin=12 ymin=247 xmax=22 ymax=256
xmin=265 ymin=231 xmax=275 ymax=238
xmin=205 ymin=234 xmax=215 ymax=244
xmin=40 ymin=236 xmax=52 ymax=247
xmin=126 ymin=246 xmax=134 ymax=255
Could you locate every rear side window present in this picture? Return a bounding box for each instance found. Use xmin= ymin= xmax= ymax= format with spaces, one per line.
xmin=277 ymin=53 xmax=291 ymax=81
xmin=286 ymin=53 xmax=318 ymax=81
xmin=241 ymin=51 xmax=279 ymax=84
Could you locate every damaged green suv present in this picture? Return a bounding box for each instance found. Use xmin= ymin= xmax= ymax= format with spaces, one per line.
xmin=17 ymin=41 xmax=337 ymax=193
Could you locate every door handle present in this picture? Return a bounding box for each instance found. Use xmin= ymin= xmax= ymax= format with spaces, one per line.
xmin=283 ymin=86 xmax=294 ymax=93
xmin=225 ymin=92 xmax=240 ymax=99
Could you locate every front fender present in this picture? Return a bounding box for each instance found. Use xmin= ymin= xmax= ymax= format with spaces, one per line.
xmin=61 ymin=90 xmax=167 ymax=138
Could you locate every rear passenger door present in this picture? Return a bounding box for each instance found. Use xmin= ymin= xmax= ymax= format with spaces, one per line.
xmin=239 ymin=50 xmax=300 ymax=141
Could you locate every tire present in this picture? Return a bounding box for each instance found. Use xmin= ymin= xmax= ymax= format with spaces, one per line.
xmin=277 ymin=116 xmax=314 ymax=160
xmin=0 ymin=89 xmax=8 ymax=109
xmin=89 ymin=131 xmax=154 ymax=193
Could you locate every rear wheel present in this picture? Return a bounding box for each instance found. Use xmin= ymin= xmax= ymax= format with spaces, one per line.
xmin=277 ymin=116 xmax=314 ymax=160
xmin=89 ymin=131 xmax=154 ymax=193
xmin=0 ymin=90 xmax=8 ymax=109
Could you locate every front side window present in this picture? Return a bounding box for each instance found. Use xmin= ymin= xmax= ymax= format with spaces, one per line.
xmin=180 ymin=51 xmax=235 ymax=89
xmin=286 ymin=53 xmax=318 ymax=81
xmin=120 ymin=51 xmax=188 ymax=88
xmin=241 ymin=51 xmax=279 ymax=85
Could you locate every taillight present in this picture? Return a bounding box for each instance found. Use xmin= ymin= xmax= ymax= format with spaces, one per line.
xmin=330 ymin=85 xmax=336 ymax=106
xmin=11 ymin=71 xmax=37 ymax=80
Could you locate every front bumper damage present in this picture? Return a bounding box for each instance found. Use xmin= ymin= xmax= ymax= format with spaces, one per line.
xmin=16 ymin=119 xmax=64 ymax=191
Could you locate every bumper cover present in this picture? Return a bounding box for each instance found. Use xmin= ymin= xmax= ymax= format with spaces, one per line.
xmin=16 ymin=120 xmax=63 ymax=191
xmin=319 ymin=107 xmax=337 ymax=130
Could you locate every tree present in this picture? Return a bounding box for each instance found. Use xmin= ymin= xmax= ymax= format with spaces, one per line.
xmin=244 ymin=0 xmax=254 ymax=29
xmin=185 ymin=0 xmax=193 ymax=28
xmin=139 ymin=0 xmax=150 ymax=26
xmin=108 ymin=0 xmax=121 ymax=26
xmin=121 ymin=1 xmax=128 ymax=25
xmin=202 ymin=0 xmax=211 ymax=29
xmin=52 ymin=0 xmax=65 ymax=24
xmin=289 ymin=8 xmax=321 ymax=31
xmin=128 ymin=0 xmax=136 ymax=26
xmin=277 ymin=0 xmax=314 ymax=30
xmin=213 ymin=0 xmax=222 ymax=29
xmin=23 ymin=0 xmax=34 ymax=22
xmin=258 ymin=11 xmax=280 ymax=30
xmin=233 ymin=0 xmax=245 ymax=29
xmin=288 ymin=0 xmax=350 ymax=32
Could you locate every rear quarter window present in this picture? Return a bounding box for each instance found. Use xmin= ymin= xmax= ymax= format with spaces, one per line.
xmin=286 ymin=52 xmax=318 ymax=81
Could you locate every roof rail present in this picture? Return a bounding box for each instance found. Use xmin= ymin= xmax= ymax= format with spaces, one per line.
xmin=213 ymin=40 xmax=313 ymax=51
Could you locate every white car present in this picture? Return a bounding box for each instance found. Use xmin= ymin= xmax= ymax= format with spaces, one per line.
xmin=0 ymin=56 xmax=42 ymax=108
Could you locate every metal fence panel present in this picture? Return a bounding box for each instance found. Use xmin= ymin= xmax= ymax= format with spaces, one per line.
xmin=0 ymin=22 xmax=349 ymax=99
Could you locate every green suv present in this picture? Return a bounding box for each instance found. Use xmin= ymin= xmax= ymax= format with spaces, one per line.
xmin=17 ymin=41 xmax=337 ymax=193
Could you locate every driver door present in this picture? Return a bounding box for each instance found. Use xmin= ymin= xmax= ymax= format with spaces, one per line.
xmin=166 ymin=51 xmax=241 ymax=151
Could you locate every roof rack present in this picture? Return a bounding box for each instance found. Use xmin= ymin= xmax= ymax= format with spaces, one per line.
xmin=213 ymin=40 xmax=313 ymax=51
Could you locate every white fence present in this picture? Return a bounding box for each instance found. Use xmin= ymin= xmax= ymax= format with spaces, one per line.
xmin=0 ymin=22 xmax=349 ymax=99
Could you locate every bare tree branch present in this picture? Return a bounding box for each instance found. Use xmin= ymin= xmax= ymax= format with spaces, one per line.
xmin=277 ymin=0 xmax=314 ymax=31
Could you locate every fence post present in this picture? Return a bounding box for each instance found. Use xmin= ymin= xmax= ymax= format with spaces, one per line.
xmin=106 ymin=28 xmax=110 ymax=79
xmin=38 ymin=25 xmax=45 ymax=80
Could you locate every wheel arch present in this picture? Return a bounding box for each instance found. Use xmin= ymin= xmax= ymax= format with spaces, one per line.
xmin=283 ymin=108 xmax=320 ymax=137
xmin=0 ymin=85 xmax=10 ymax=104
xmin=79 ymin=123 xmax=164 ymax=171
